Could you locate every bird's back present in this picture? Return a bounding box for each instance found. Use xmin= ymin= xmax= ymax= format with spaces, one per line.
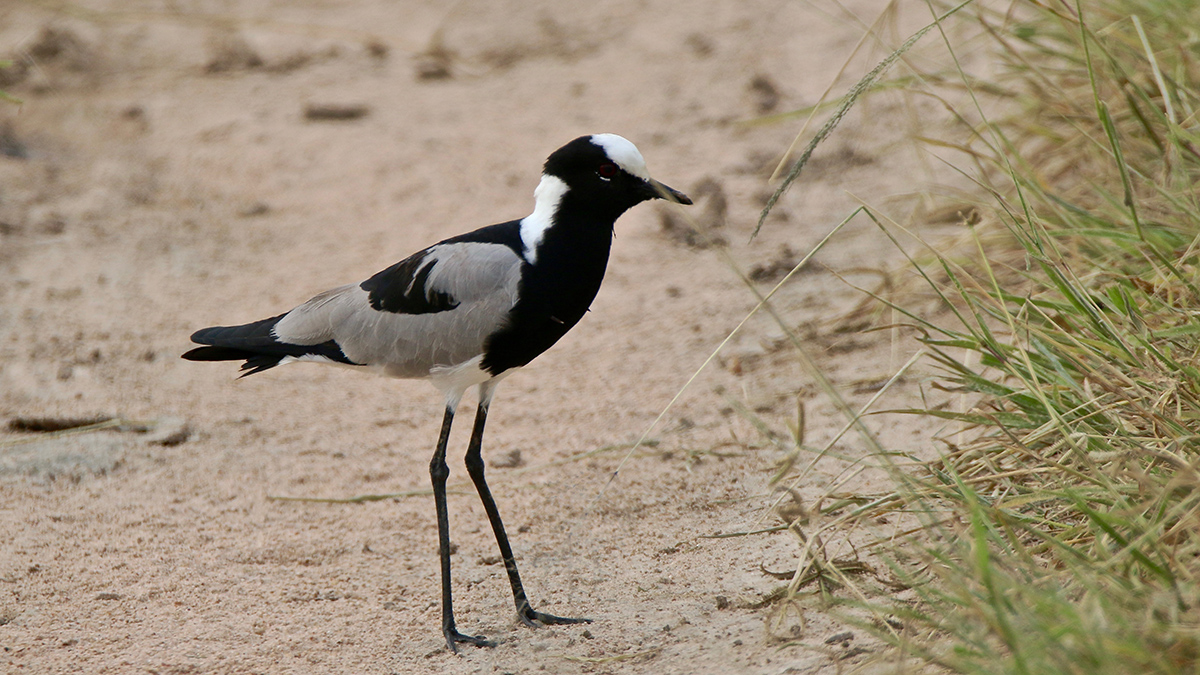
xmin=279 ymin=229 xmax=527 ymax=379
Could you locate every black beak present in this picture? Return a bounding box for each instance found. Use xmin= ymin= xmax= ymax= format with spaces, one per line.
xmin=644 ymin=178 xmax=692 ymax=205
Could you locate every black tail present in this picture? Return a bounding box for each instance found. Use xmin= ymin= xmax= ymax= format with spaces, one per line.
xmin=182 ymin=314 xmax=356 ymax=376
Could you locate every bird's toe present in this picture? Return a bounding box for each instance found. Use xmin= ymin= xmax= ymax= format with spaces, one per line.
xmin=519 ymin=607 xmax=592 ymax=628
xmin=444 ymin=628 xmax=497 ymax=653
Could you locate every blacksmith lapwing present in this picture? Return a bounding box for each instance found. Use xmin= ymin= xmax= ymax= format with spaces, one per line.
xmin=182 ymin=134 xmax=691 ymax=652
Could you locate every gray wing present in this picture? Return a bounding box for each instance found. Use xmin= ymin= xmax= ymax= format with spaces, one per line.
xmin=272 ymin=242 xmax=523 ymax=378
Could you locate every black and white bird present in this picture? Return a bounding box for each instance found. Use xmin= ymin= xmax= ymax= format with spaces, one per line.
xmin=182 ymin=134 xmax=691 ymax=652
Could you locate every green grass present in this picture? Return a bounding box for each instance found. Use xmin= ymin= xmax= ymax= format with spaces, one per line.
xmin=754 ymin=0 xmax=1200 ymax=671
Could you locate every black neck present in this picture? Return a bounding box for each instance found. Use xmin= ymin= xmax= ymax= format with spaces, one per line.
xmin=480 ymin=198 xmax=621 ymax=376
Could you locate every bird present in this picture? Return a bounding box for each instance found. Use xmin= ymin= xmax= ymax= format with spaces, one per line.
xmin=182 ymin=134 xmax=691 ymax=653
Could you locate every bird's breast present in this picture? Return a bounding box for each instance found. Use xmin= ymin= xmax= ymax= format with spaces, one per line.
xmin=479 ymin=227 xmax=613 ymax=376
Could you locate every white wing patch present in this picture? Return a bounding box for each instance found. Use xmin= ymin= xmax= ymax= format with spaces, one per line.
xmin=520 ymin=174 xmax=567 ymax=264
xmin=590 ymin=134 xmax=650 ymax=181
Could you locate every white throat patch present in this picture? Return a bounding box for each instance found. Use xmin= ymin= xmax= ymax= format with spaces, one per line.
xmin=519 ymin=174 xmax=567 ymax=264
xmin=590 ymin=133 xmax=651 ymax=181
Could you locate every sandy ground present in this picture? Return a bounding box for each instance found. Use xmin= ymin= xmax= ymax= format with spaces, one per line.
xmin=0 ymin=1 xmax=968 ymax=673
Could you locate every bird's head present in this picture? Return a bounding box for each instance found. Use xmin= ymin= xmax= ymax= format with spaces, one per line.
xmin=541 ymin=134 xmax=692 ymax=216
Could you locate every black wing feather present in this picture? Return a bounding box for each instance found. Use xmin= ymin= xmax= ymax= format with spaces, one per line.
xmin=360 ymin=251 xmax=459 ymax=315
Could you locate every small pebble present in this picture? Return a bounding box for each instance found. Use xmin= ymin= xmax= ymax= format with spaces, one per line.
xmin=824 ymin=631 xmax=854 ymax=645
xmin=303 ymin=103 xmax=370 ymax=121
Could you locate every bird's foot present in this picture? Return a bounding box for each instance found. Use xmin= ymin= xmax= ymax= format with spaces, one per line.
xmin=518 ymin=605 xmax=592 ymax=628
xmin=443 ymin=627 xmax=497 ymax=654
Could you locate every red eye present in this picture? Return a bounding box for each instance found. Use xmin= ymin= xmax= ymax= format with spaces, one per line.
xmin=598 ymin=162 xmax=619 ymax=178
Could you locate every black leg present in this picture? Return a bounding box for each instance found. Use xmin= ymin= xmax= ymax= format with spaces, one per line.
xmin=430 ymin=405 xmax=496 ymax=653
xmin=463 ymin=399 xmax=591 ymax=628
